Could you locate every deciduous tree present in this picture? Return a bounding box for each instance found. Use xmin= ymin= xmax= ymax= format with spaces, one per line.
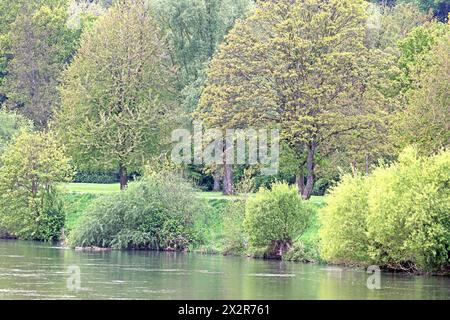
xmin=198 ymin=0 xmax=392 ymax=199
xmin=0 ymin=109 xmax=33 ymax=154
xmin=396 ymin=32 xmax=450 ymax=154
xmin=1 ymin=2 xmax=78 ymax=128
xmin=54 ymin=0 xmax=177 ymax=190
xmin=0 ymin=131 xmax=73 ymax=240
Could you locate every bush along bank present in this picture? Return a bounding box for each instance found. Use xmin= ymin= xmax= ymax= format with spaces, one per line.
xmin=62 ymin=147 xmax=450 ymax=275
xmin=65 ymin=176 xmax=323 ymax=262
xmin=0 ymin=131 xmax=73 ymax=242
xmin=319 ymin=147 xmax=450 ymax=274
xmin=68 ymin=172 xmax=211 ymax=251
xmin=219 ymin=182 xmax=322 ymax=263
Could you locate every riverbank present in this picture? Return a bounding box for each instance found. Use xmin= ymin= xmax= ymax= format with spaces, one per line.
xmin=4 ymin=182 xmax=443 ymax=276
xmin=60 ymin=183 xmax=326 ymax=262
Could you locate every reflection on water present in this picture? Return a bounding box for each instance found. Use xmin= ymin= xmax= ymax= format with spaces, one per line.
xmin=0 ymin=240 xmax=449 ymax=300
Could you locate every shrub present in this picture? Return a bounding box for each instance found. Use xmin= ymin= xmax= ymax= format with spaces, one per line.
xmin=319 ymin=174 xmax=371 ymax=265
xmin=243 ymin=182 xmax=314 ymax=259
xmin=34 ymin=190 xmax=65 ymax=242
xmin=284 ymin=238 xmax=321 ymax=263
xmin=366 ymin=147 xmax=450 ymax=271
xmin=319 ymin=147 xmax=450 ymax=272
xmin=312 ymin=177 xmax=333 ymax=196
xmin=69 ymin=172 xmax=207 ymax=250
xmin=222 ymin=199 xmax=247 ymax=255
xmin=0 ymin=131 xmax=73 ymax=241
xmin=286 ymin=211 xmax=323 ymax=263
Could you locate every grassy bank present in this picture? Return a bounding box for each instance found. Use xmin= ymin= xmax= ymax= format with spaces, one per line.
xmin=60 ymin=183 xmax=325 ymax=260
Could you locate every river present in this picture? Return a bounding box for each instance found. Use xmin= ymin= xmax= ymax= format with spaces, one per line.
xmin=0 ymin=240 xmax=448 ymax=300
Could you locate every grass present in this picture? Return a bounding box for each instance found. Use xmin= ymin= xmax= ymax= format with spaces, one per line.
xmin=60 ymin=182 xmax=326 ymax=254
xmin=62 ymin=193 xmax=99 ymax=232
xmin=59 ymin=183 xmax=121 ymax=194
xmin=61 ymin=183 xmax=245 ymax=200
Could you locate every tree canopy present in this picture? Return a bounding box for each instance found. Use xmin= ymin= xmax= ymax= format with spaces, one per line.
xmin=54 ymin=0 xmax=178 ymax=189
xmin=0 ymin=131 xmax=72 ymax=240
xmin=197 ymin=0 xmax=399 ymax=198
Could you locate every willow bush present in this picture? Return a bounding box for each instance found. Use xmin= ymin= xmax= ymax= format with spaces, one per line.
xmin=69 ymin=173 xmax=208 ymax=250
xmin=366 ymin=147 xmax=450 ymax=271
xmin=319 ymin=174 xmax=370 ymax=265
xmin=319 ymin=147 xmax=450 ymax=272
xmin=243 ymin=183 xmax=314 ymax=259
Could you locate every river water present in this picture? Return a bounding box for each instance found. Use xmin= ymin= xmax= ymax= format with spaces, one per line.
xmin=0 ymin=240 xmax=448 ymax=300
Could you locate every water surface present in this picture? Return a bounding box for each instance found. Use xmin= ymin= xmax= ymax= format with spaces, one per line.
xmin=0 ymin=241 xmax=449 ymax=300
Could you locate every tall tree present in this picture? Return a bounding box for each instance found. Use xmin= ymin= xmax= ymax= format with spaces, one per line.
xmin=1 ymin=3 xmax=79 ymax=128
xmin=54 ymin=0 xmax=177 ymax=190
xmin=395 ymin=26 xmax=449 ymax=154
xmin=396 ymin=21 xmax=449 ymax=93
xmin=198 ymin=0 xmax=391 ymax=199
xmin=0 ymin=0 xmax=67 ymax=105
xmin=366 ymin=2 xmax=430 ymax=50
xmin=151 ymin=0 xmax=253 ymax=111
xmin=0 ymin=131 xmax=73 ymax=240
xmin=152 ymin=0 xmax=252 ymax=193
xmin=0 ymin=109 xmax=33 ymax=155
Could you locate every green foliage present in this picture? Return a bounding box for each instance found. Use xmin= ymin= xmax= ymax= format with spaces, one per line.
xmin=197 ymin=0 xmax=395 ymax=199
xmin=34 ymin=189 xmax=65 ymax=241
xmin=366 ymin=2 xmax=430 ymax=51
xmin=397 ymin=21 xmax=449 ymax=92
xmin=0 ymin=131 xmax=73 ymax=240
xmin=222 ymin=199 xmax=246 ymax=254
xmin=62 ymin=192 xmax=98 ymax=233
xmin=0 ymin=109 xmax=33 ymax=154
xmin=398 ymin=0 xmax=450 ymax=21
xmin=69 ymin=173 xmax=207 ymax=250
xmin=320 ymin=147 xmax=450 ymax=272
xmin=0 ymin=0 xmax=68 ymax=99
xmin=192 ymin=198 xmax=227 ymax=253
xmin=1 ymin=3 xmax=79 ymax=128
xmin=396 ymin=27 xmax=450 ymax=155
xmin=285 ymin=207 xmax=324 ymax=263
xmin=284 ymin=238 xmax=322 ymax=264
xmin=366 ymin=147 xmax=450 ymax=271
xmin=66 ymin=0 xmax=107 ymax=30
xmin=370 ymin=1 xmax=449 ymax=22
xmin=319 ymin=174 xmax=371 ymax=265
xmin=243 ymin=183 xmax=314 ymax=257
xmin=151 ymin=0 xmax=252 ymax=112
xmin=55 ymin=0 xmax=178 ymax=180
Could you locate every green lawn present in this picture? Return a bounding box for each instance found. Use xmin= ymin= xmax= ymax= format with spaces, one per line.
xmin=61 ymin=183 xmax=326 ymax=203
xmin=61 ymin=183 xmax=242 ymax=200
xmin=59 ymin=183 xmax=121 ymax=194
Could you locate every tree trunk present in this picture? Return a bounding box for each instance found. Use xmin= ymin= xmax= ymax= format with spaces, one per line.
xmin=302 ymin=142 xmax=316 ymax=200
xmin=296 ymin=174 xmax=305 ymax=196
xmin=212 ymin=171 xmax=222 ymax=192
xmin=119 ymin=164 xmax=128 ymax=191
xmin=223 ymin=164 xmax=234 ymax=195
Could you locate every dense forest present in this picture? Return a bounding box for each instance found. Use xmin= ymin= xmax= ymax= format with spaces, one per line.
xmin=0 ymin=0 xmax=449 ymax=274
